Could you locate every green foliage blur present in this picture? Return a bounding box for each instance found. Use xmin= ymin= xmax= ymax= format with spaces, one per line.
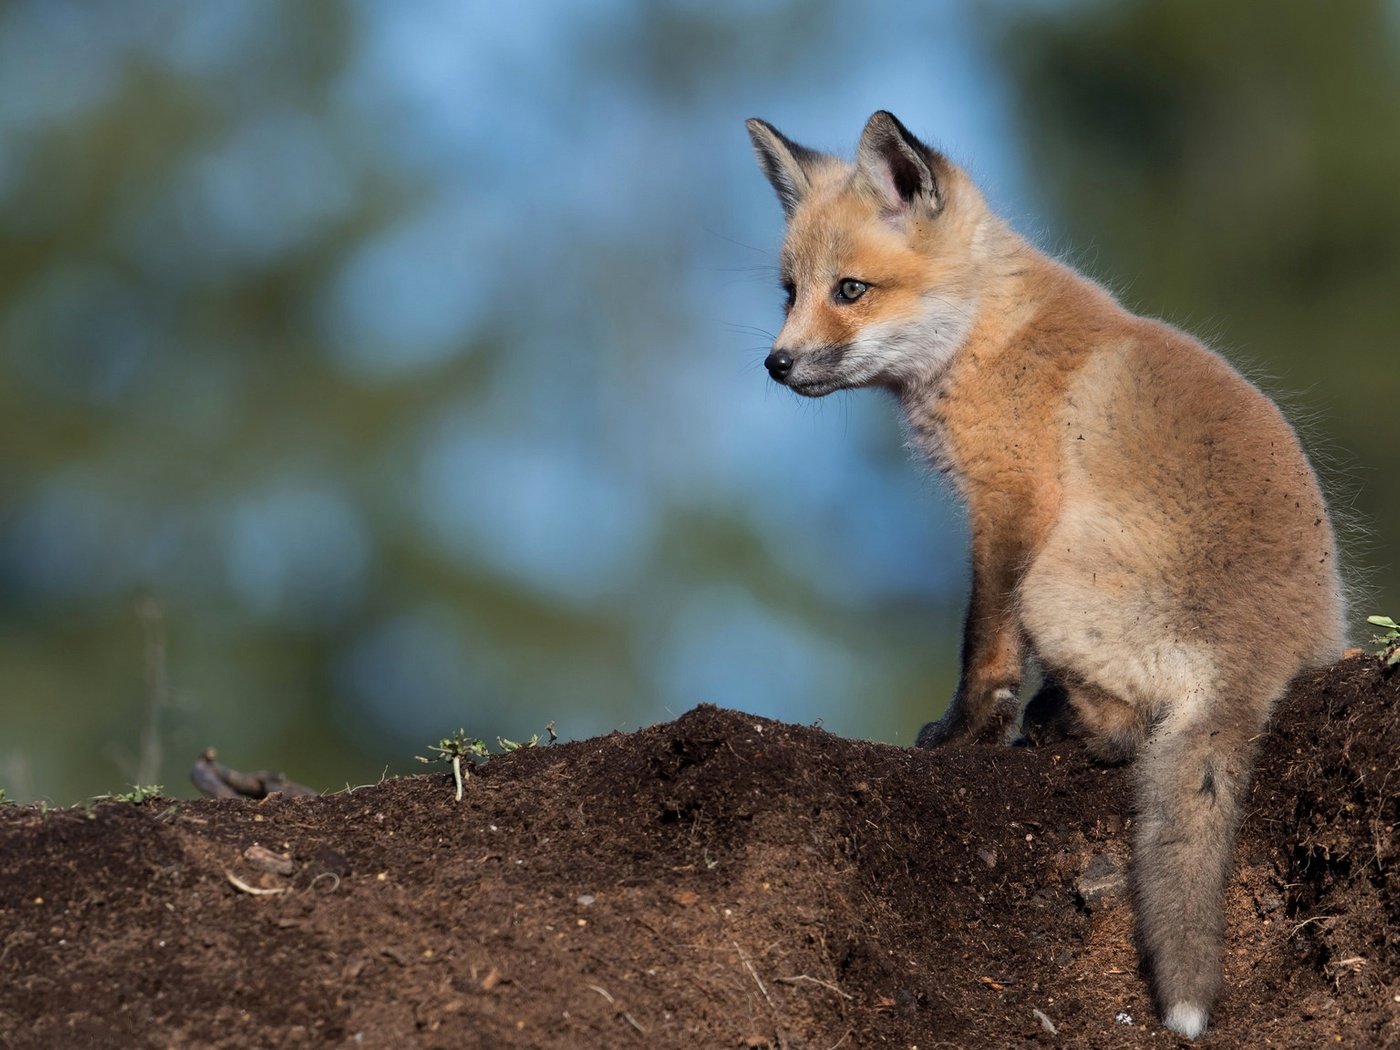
xmin=992 ymin=0 xmax=1400 ymax=593
xmin=0 ymin=1 xmax=1395 ymax=804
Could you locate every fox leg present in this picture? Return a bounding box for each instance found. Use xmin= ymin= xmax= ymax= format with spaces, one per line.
xmin=917 ymin=535 xmax=1026 ymax=747
xmin=1019 ymin=673 xmax=1071 ymax=744
xmin=1066 ymin=677 xmax=1147 ymax=763
xmin=1133 ymin=696 xmax=1268 ymax=1039
xmin=1022 ymin=673 xmax=1146 ymax=762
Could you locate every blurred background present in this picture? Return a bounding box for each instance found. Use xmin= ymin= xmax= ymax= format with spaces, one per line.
xmin=1 ymin=0 xmax=1396 ymax=803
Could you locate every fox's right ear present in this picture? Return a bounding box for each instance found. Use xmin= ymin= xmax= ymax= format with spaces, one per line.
xmin=745 ymin=118 xmax=823 ymax=218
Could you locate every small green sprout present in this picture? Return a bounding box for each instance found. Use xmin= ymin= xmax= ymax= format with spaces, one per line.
xmin=417 ymin=731 xmax=488 ymax=802
xmin=94 ymin=784 xmax=164 ymax=805
xmin=418 ymin=723 xmax=559 ymax=800
xmin=1368 ymin=615 xmax=1400 ymax=667
xmin=0 ymin=788 xmax=10 ymax=805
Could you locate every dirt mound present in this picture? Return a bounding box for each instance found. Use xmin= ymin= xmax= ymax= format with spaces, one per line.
xmin=1 ymin=658 xmax=1397 ymax=1048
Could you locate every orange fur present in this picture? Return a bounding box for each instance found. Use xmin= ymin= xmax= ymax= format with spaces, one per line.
xmin=746 ymin=112 xmax=1345 ymax=1040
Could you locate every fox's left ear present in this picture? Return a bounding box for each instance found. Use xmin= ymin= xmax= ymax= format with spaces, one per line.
xmin=746 ymin=118 xmax=826 ymax=218
xmin=855 ymin=111 xmax=946 ymax=216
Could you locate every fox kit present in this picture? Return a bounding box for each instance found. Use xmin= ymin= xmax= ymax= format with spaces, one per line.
xmin=745 ymin=111 xmax=1344 ymax=1039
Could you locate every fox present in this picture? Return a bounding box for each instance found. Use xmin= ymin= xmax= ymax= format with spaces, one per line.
xmin=744 ymin=111 xmax=1345 ymax=1039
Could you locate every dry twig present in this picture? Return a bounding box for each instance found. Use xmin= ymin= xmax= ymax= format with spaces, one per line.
xmin=224 ymin=870 xmax=289 ymax=896
xmin=734 ymin=941 xmax=774 ymax=1009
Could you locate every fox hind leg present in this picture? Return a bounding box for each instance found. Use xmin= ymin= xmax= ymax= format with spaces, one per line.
xmin=1066 ymin=678 xmax=1147 ymax=764
xmin=1021 ymin=672 xmax=1146 ymax=763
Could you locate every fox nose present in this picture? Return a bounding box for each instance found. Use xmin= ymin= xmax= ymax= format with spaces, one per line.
xmin=764 ymin=349 xmax=793 ymax=381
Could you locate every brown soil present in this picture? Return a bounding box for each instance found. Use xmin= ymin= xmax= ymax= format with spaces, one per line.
xmin=2 ymin=657 xmax=1397 ymax=1049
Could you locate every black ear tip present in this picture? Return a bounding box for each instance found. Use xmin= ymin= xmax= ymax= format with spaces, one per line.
xmin=865 ymin=110 xmax=911 ymax=139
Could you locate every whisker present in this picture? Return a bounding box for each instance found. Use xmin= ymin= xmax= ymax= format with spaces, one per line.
xmin=714 ymin=264 xmax=782 ymax=277
xmin=701 ymin=227 xmax=775 ymax=256
xmin=727 ymin=323 xmax=778 ymax=341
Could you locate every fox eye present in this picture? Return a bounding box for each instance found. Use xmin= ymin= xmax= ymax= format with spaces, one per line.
xmin=835 ymin=279 xmax=868 ymax=302
xmin=781 ymin=280 xmax=796 ymax=310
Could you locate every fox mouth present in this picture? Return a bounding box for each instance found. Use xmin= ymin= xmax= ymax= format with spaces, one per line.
xmin=785 ymin=376 xmax=840 ymax=397
xmin=768 ymin=343 xmax=850 ymax=397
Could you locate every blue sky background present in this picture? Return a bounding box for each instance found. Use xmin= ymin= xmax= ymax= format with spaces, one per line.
xmin=4 ymin=1 xmax=1395 ymax=803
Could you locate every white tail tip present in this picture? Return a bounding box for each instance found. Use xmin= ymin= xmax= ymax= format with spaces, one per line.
xmin=1164 ymin=1003 xmax=1208 ymax=1039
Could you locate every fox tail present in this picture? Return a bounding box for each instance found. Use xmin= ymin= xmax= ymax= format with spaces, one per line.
xmin=1132 ymin=694 xmax=1272 ymax=1040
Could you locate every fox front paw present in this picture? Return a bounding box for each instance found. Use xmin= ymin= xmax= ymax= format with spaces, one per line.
xmin=918 ymin=686 xmax=1023 ymax=748
xmin=915 ymin=715 xmax=960 ymax=749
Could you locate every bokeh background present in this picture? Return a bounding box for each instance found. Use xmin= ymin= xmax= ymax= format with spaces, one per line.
xmin=2 ymin=0 xmax=1396 ymax=803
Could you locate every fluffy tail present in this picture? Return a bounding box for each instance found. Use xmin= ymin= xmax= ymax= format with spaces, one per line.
xmin=1132 ymin=700 xmax=1268 ymax=1039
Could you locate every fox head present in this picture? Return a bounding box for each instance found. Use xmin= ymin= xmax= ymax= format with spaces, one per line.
xmin=746 ymin=111 xmax=989 ymax=396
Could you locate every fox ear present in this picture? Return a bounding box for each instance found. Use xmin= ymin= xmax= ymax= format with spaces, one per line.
xmin=855 ymin=111 xmax=944 ymax=215
xmin=746 ymin=118 xmax=824 ymax=218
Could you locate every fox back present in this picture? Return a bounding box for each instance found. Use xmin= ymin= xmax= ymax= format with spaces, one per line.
xmin=745 ymin=111 xmax=1345 ymax=1040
